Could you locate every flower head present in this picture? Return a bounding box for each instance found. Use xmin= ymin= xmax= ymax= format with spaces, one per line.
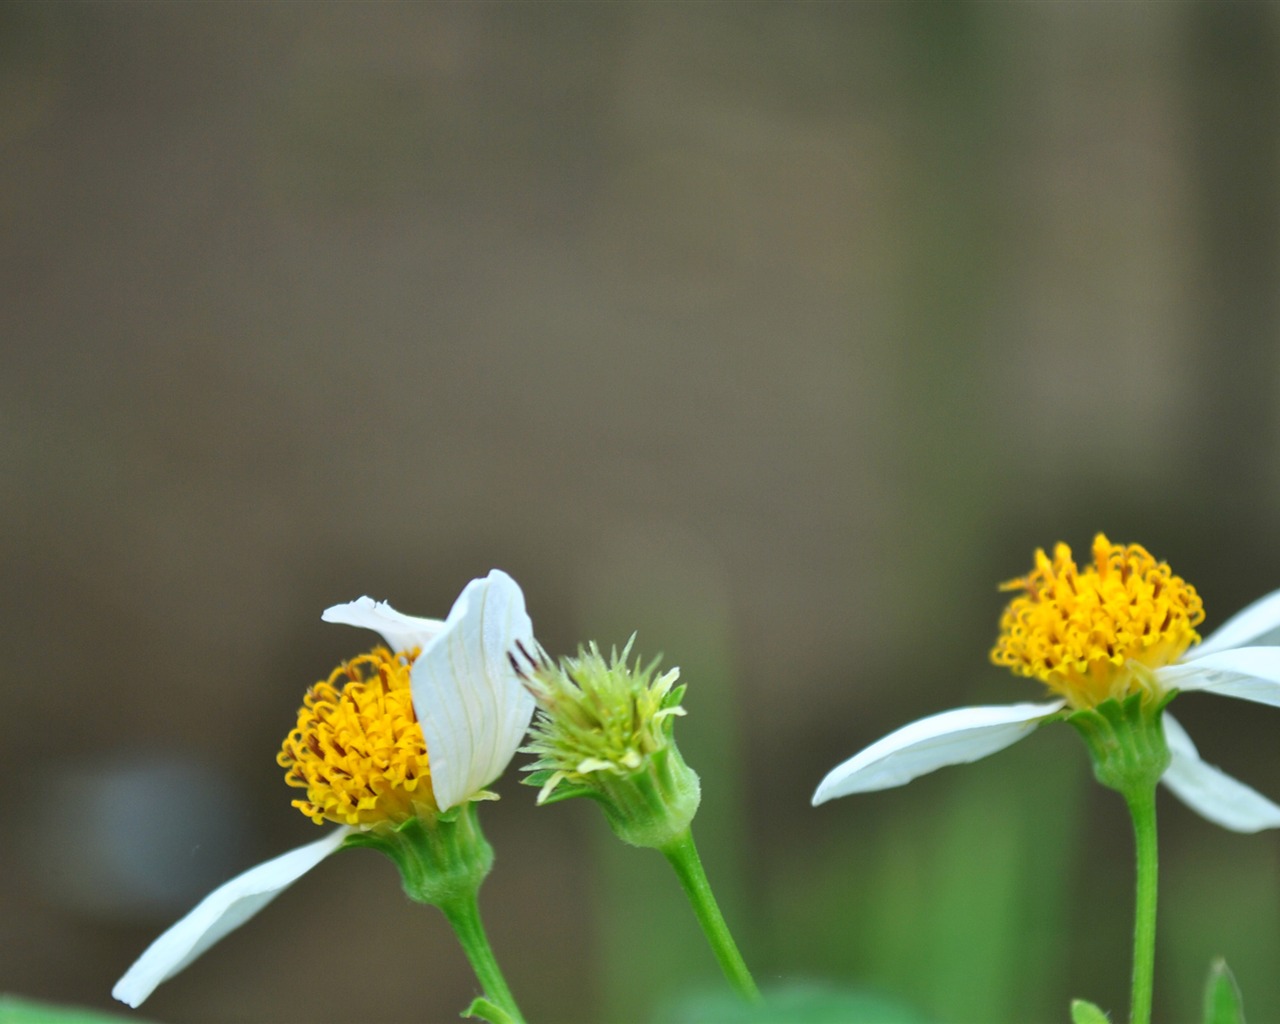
xmin=113 ymin=570 xmax=533 ymax=1008
xmin=322 ymin=572 xmax=535 ymax=813
xmin=991 ymin=534 xmax=1205 ymax=709
xmin=813 ymin=536 xmax=1280 ymax=834
xmin=278 ymin=646 xmax=437 ymax=827
xmin=517 ymin=638 xmax=700 ymax=849
xmin=518 ymin=638 xmax=684 ymax=798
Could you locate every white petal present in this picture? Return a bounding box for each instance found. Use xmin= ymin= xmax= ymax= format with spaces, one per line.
xmin=1160 ymin=714 xmax=1280 ymax=833
xmin=321 ymin=596 xmax=445 ymax=653
xmin=811 ymin=701 xmax=1063 ymax=806
xmin=112 ymin=827 xmax=351 ymax=1007
xmin=1191 ymin=588 xmax=1280 ymax=659
xmin=412 ymin=570 xmax=535 ymax=811
xmin=1159 ymin=648 xmax=1280 ymax=708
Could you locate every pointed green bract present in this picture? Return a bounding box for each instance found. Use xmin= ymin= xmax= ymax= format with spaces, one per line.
xmin=464 ymin=997 xmax=518 ymax=1024
xmin=1067 ymin=691 xmax=1174 ymax=798
xmin=1202 ymin=959 xmax=1246 ymax=1024
xmin=343 ymin=803 xmax=494 ymax=906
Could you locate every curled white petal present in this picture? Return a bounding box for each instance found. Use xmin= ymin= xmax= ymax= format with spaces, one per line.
xmin=412 ymin=569 xmax=535 ymax=811
xmin=811 ymin=701 xmax=1063 ymax=806
xmin=112 ymin=826 xmax=351 ymax=1007
xmin=1160 ymin=714 xmax=1280 ymax=833
xmin=1159 ymin=648 xmax=1280 ymax=708
xmin=1190 ymin=588 xmax=1280 ymax=659
xmin=321 ymin=596 xmax=445 ymax=653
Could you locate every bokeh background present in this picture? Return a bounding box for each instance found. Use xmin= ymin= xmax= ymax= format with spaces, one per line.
xmin=5 ymin=3 xmax=1280 ymax=1022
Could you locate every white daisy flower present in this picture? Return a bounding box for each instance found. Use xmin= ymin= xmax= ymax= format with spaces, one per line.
xmin=813 ymin=535 xmax=1280 ymax=833
xmin=113 ymin=570 xmax=534 ymax=1008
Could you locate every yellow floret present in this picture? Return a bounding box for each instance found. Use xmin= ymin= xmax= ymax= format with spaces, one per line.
xmin=277 ymin=646 xmax=436 ymax=828
xmin=990 ymin=534 xmax=1204 ymax=709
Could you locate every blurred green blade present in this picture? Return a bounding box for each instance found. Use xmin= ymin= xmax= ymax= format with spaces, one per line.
xmin=1070 ymin=998 xmax=1111 ymax=1024
xmin=660 ymin=982 xmax=931 ymax=1024
xmin=0 ymin=996 xmax=151 ymax=1024
xmin=1203 ymin=959 xmax=1246 ymax=1024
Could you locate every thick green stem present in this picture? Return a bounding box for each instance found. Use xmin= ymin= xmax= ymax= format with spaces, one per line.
xmin=439 ymin=893 xmax=527 ymax=1024
xmin=660 ymin=827 xmax=760 ymax=1002
xmin=1124 ymin=786 xmax=1159 ymax=1024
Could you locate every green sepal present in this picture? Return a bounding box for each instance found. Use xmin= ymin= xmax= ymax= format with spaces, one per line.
xmin=520 ymin=769 xmax=597 ymax=805
xmin=1070 ymin=998 xmax=1111 ymax=1024
xmin=1202 ymin=958 xmax=1246 ymax=1024
xmin=342 ymin=801 xmax=494 ymax=907
xmin=1067 ymin=691 xmax=1174 ymax=798
xmin=594 ymin=741 xmax=701 ymax=849
xmin=462 ymin=997 xmax=517 ymax=1024
xmin=662 ymin=682 xmax=688 ymax=714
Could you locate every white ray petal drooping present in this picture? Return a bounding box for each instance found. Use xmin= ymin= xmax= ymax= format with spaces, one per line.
xmin=812 ymin=701 xmax=1063 ymax=805
xmin=1160 ymin=715 xmax=1280 ymax=833
xmin=112 ymin=827 xmax=351 ymax=1008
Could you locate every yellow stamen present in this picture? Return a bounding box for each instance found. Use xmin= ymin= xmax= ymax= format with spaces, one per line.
xmin=277 ymin=647 xmax=436 ymax=828
xmin=990 ymin=534 xmax=1205 ymax=709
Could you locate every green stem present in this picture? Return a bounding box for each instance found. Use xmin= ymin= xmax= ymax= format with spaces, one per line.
xmin=660 ymin=827 xmax=760 ymax=1002
xmin=1124 ymin=785 xmax=1159 ymax=1024
xmin=439 ymin=893 xmax=527 ymax=1024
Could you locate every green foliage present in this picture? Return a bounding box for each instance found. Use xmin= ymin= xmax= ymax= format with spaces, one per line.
xmin=1070 ymin=998 xmax=1111 ymax=1024
xmin=776 ymin=727 xmax=1085 ymax=1023
xmin=0 ymin=997 xmax=146 ymax=1024
xmin=659 ymin=982 xmax=930 ymax=1024
xmin=1202 ymin=959 xmax=1245 ymax=1024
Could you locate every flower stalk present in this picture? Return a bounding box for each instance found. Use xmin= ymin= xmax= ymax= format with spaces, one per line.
xmin=1068 ymin=694 xmax=1171 ymax=1024
xmin=345 ymin=804 xmax=526 ymax=1024
xmin=439 ymin=895 xmax=525 ymax=1024
xmin=1125 ymin=784 xmax=1159 ymax=1024
xmin=660 ymin=827 xmax=760 ymax=1002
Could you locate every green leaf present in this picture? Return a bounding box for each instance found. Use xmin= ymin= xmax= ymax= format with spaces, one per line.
xmin=1202 ymin=958 xmax=1246 ymax=1024
xmin=659 ymin=982 xmax=930 ymax=1023
xmin=1070 ymin=998 xmax=1111 ymax=1024
xmin=461 ymin=997 xmax=516 ymax=1024
xmin=0 ymin=996 xmax=150 ymax=1024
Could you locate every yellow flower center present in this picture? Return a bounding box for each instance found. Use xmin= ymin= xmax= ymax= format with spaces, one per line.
xmin=990 ymin=534 xmax=1205 ymax=709
xmin=277 ymin=647 xmax=436 ymax=828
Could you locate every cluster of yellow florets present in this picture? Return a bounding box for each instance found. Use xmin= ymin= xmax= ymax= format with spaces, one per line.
xmin=991 ymin=534 xmax=1205 ymax=709
xmin=277 ymin=647 xmax=436 ymax=827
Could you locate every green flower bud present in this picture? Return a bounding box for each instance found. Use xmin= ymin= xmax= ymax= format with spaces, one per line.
xmin=514 ymin=638 xmax=701 ymax=849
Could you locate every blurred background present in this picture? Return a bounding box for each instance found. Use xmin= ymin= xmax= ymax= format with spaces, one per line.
xmin=5 ymin=2 xmax=1280 ymax=1022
